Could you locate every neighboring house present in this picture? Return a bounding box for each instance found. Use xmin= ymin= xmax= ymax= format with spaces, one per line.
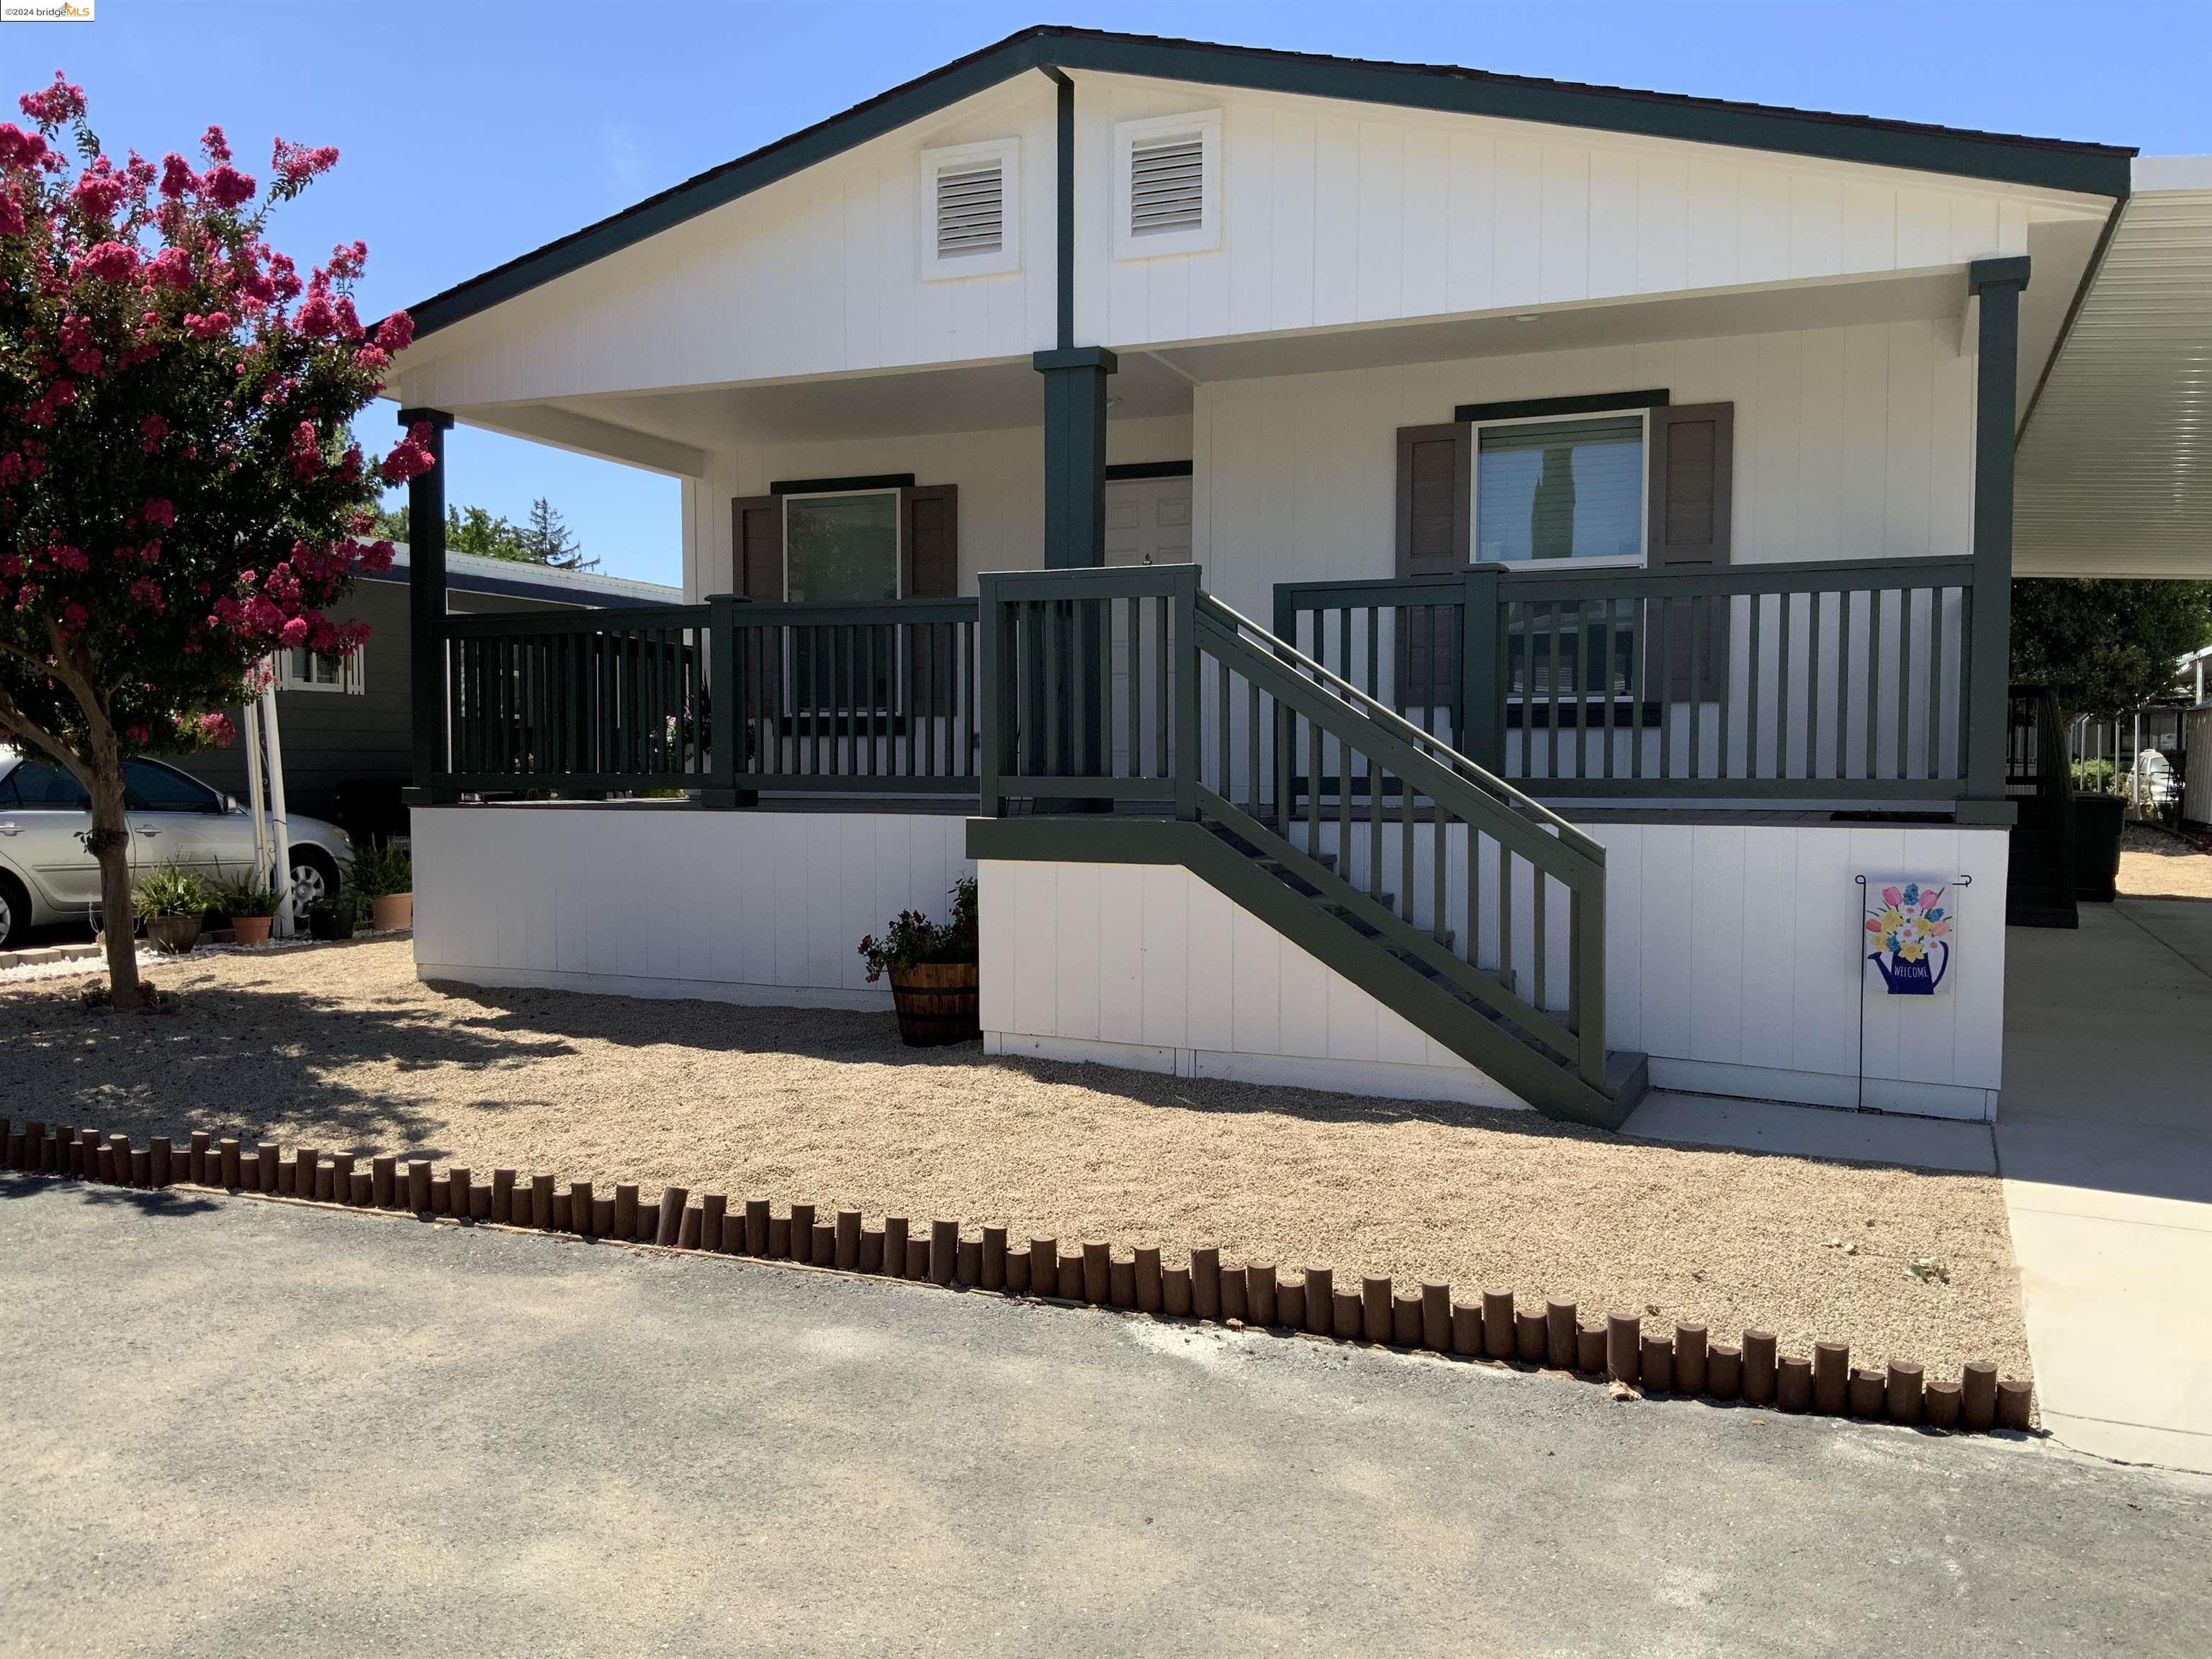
xmin=377 ymin=26 xmax=2212 ymax=1127
xmin=171 ymin=549 xmax=678 ymax=830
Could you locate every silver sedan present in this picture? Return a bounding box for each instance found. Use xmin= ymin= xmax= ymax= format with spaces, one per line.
xmin=0 ymin=752 xmax=352 ymax=948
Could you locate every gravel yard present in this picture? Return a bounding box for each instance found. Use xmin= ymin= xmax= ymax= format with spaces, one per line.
xmin=2119 ymin=822 xmax=2212 ymax=899
xmin=2 ymin=938 xmax=2030 ymax=1380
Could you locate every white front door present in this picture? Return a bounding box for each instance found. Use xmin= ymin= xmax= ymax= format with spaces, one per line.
xmin=1103 ymin=475 xmax=1192 ymax=566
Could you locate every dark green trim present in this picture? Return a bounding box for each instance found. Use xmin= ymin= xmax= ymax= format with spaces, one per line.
xmin=1033 ymin=345 xmax=1118 ymax=372
xmin=406 ymin=27 xmax=2129 ymax=341
xmin=404 ymin=408 xmax=454 ymax=791
xmin=1965 ymin=258 xmax=2026 ymax=804
xmin=1036 ymin=350 xmax=1115 ymax=567
xmin=1455 ymin=389 xmax=1669 ymax=423
xmin=1102 ymin=459 xmax=1193 ymax=481
xmin=1043 ymin=65 xmax=1075 ymax=351
xmin=769 ymin=473 xmax=916 ymax=495
xmin=965 ymin=815 xmax=1634 ymax=1130
xmin=2018 ymin=197 xmax=2124 ymax=445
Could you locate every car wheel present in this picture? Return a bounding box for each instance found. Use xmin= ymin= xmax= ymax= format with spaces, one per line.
xmin=0 ymin=871 xmax=28 ymax=951
xmin=287 ymin=849 xmax=338 ymax=913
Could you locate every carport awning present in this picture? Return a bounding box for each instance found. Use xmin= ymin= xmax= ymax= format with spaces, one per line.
xmin=2017 ymin=158 xmax=2212 ymax=578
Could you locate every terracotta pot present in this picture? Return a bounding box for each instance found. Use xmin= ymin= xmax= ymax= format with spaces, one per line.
xmin=888 ymin=961 xmax=980 ymax=1047
xmin=145 ymin=915 xmax=202 ymax=956
xmin=231 ymin=915 xmax=273 ymax=947
xmin=370 ymin=893 xmax=413 ymax=931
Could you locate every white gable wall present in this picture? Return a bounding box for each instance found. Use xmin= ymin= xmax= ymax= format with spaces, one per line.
xmin=395 ymin=70 xmax=2085 ymax=414
xmin=1192 ymin=319 xmax=1974 ymax=621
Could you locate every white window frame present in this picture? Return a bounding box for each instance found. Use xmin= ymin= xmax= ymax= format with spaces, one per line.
xmin=917 ymin=137 xmax=1022 ymax=281
xmin=277 ymin=645 xmax=363 ymax=694
xmin=1112 ymin=109 xmax=1222 ymax=261
xmin=1470 ymin=406 xmax=1651 ymax=572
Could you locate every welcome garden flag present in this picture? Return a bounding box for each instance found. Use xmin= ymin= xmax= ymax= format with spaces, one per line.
xmin=1863 ymin=880 xmax=1954 ymax=996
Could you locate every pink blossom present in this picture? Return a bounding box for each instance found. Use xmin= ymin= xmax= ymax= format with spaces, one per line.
xmin=129 ymin=577 xmax=164 ymax=611
xmin=49 ymin=379 xmax=75 ymax=408
xmin=66 ymin=346 xmax=100 ymax=375
xmin=202 ymin=165 xmax=256 ymax=210
xmin=142 ymin=498 xmax=175 ymax=527
xmin=19 ymin=73 xmax=86 ymax=130
xmin=68 ymin=171 xmax=125 ymax=220
xmin=199 ymin=124 xmax=231 ymax=164
xmin=293 ymin=292 xmax=339 ymax=338
xmin=374 ymin=310 xmax=415 ymax=352
xmin=0 ymin=189 xmax=23 ymax=237
xmin=143 ymin=246 xmax=193 ymax=289
xmin=140 ymin=413 xmax=168 ymax=449
xmin=60 ymin=600 xmax=89 ymax=633
xmin=353 ymin=343 xmax=390 ymax=374
xmin=157 ymin=152 xmax=197 ymax=199
xmin=0 ymin=122 xmax=49 ymax=169
xmin=48 ymin=542 xmax=89 ymax=572
xmin=273 ymin=139 xmax=339 ymax=184
xmin=379 ymin=424 xmax=437 ymax=485
xmin=76 ymin=238 xmax=136 ymax=281
xmin=194 ymin=711 xmax=236 ymax=747
xmin=182 ymin=310 xmax=231 ymax=339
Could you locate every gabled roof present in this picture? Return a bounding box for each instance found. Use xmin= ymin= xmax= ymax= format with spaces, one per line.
xmin=407 ymin=24 xmax=2134 ymax=341
xmin=373 ymin=547 xmax=681 ymax=609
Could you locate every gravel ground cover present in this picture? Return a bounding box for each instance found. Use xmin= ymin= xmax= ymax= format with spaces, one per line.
xmin=1 ymin=938 xmax=2030 ymax=1379
xmin=2118 ymin=822 xmax=2212 ymax=899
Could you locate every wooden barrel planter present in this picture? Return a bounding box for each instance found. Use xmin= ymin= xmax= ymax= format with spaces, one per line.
xmin=888 ymin=963 xmax=979 ymax=1047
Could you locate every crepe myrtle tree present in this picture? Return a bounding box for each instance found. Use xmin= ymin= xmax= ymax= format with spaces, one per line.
xmin=0 ymin=72 xmax=431 ymax=1002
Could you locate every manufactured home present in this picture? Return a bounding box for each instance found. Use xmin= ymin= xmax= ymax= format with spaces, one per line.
xmin=385 ymin=27 xmax=2212 ymax=1127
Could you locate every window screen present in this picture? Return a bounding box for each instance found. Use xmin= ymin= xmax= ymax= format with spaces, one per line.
xmin=786 ymin=493 xmax=899 ymax=603
xmin=1476 ymin=415 xmax=1644 ymax=562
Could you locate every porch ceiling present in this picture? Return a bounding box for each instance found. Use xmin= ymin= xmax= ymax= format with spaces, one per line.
xmin=469 ymin=354 xmax=1197 ymax=455
xmin=2016 ymin=159 xmax=2212 ymax=579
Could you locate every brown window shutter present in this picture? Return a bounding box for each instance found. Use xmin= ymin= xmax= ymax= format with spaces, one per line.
xmin=1647 ymin=403 xmax=1732 ymax=701
xmin=900 ymin=485 xmax=959 ymax=720
xmin=899 ymin=484 xmax=958 ymax=596
xmin=731 ymin=495 xmax=784 ymax=601
xmin=729 ymin=495 xmax=783 ymax=728
xmin=1647 ymin=403 xmax=1732 ymax=570
xmin=1393 ymin=424 xmax=1469 ymax=711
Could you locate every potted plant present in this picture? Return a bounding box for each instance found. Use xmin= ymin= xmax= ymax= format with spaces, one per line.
xmin=306 ymin=891 xmax=358 ymax=942
xmin=859 ymin=878 xmax=979 ymax=1047
xmin=212 ymin=871 xmax=282 ymax=946
xmin=132 ymin=863 xmax=211 ymax=955
xmin=348 ymin=840 xmax=413 ymax=931
xmin=2071 ymin=757 xmax=2125 ymax=904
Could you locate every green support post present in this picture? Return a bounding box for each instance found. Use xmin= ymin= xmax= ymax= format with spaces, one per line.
xmin=1460 ymin=565 xmax=1506 ymax=774
xmin=400 ymin=408 xmax=458 ymax=805
xmin=1964 ymin=256 xmax=2028 ymax=815
xmin=701 ymin=593 xmax=755 ymax=808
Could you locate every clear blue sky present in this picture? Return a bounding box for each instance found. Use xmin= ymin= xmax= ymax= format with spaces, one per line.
xmin=33 ymin=0 xmax=2212 ymax=586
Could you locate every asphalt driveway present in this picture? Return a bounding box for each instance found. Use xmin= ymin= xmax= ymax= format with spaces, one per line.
xmin=2 ymin=1179 xmax=2206 ymax=1657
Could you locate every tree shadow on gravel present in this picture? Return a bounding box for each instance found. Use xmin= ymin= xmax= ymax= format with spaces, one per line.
xmin=426 ymin=979 xmax=1617 ymax=1147
xmin=0 ymin=976 xmax=569 ymax=1162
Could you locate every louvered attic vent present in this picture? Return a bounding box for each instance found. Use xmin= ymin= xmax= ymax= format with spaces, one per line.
xmin=935 ymin=161 xmax=1004 ymax=260
xmin=1128 ymin=135 xmax=1205 ymax=237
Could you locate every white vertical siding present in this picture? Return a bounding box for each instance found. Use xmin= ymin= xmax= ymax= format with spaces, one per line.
xmin=412 ymin=806 xmax=971 ymax=1009
xmin=683 ymin=413 xmax=1192 ymax=601
xmin=1076 ymin=75 xmax=2056 ymax=350
xmin=1191 ymin=320 xmax=1974 ymax=622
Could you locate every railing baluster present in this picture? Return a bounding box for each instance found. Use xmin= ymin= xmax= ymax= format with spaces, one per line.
xmin=1897 ymin=584 xmax=1915 ymax=783
xmin=1774 ymin=593 xmax=1791 ymax=781
xmin=1687 ymin=595 xmax=1704 ymax=780
xmin=1866 ymin=588 xmax=1884 ymax=780
xmin=1805 ymin=595 xmax=1822 ymax=781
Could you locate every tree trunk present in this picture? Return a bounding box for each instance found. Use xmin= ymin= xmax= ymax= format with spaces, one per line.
xmin=86 ymin=754 xmax=139 ymax=1003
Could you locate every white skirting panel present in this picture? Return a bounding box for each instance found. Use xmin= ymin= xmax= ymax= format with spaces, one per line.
xmin=976 ymin=858 xmax=1526 ymax=1110
xmin=1586 ymin=821 xmax=2010 ymax=1120
xmin=411 ymin=806 xmax=972 ymax=1010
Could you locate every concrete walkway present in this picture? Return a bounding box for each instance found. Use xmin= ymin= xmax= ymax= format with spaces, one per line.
xmin=1998 ymin=899 xmax=2212 ymax=1473
xmin=3 ymin=1180 xmax=2207 ymax=1657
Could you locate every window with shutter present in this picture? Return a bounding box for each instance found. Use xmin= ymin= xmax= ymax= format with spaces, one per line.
xmin=919 ymin=139 xmax=1020 ymax=279
xmin=1113 ymin=110 xmax=1221 ymax=259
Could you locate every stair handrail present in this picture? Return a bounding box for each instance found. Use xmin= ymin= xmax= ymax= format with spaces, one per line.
xmin=1197 ymin=593 xmax=1605 ymax=866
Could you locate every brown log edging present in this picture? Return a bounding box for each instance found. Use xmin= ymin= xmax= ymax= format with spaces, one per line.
xmin=0 ymin=1116 xmax=2035 ymax=1438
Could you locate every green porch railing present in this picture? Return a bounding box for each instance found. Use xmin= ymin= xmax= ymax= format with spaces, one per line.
xmin=1275 ymin=557 xmax=1982 ymax=801
xmin=981 ymin=565 xmax=1610 ymax=1091
xmin=438 ymin=596 xmax=981 ymax=798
